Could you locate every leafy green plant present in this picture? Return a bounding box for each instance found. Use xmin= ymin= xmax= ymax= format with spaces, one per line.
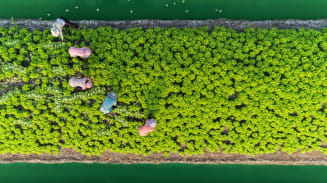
xmin=1 ymin=25 xmax=327 ymax=156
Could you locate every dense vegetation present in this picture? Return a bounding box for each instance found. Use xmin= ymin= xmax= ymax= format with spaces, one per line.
xmin=1 ymin=25 xmax=327 ymax=156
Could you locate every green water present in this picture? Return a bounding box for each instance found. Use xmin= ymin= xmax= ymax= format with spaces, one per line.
xmin=0 ymin=163 xmax=325 ymax=183
xmin=1 ymin=0 xmax=327 ymax=20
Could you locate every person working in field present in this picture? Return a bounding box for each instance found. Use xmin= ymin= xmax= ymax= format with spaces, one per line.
xmin=69 ymin=77 xmax=93 ymax=90
xmin=139 ymin=119 xmax=157 ymax=136
xmin=51 ymin=17 xmax=78 ymax=42
xmin=100 ymin=92 xmax=118 ymax=114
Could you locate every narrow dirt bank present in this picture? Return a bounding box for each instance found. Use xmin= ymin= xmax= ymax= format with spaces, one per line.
xmin=2 ymin=18 xmax=327 ymax=31
xmin=1 ymin=149 xmax=327 ymax=165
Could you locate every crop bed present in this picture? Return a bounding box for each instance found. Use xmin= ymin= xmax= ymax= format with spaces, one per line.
xmin=1 ymin=24 xmax=327 ymax=156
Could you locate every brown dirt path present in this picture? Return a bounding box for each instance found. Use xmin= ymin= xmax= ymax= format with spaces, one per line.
xmin=1 ymin=149 xmax=327 ymax=165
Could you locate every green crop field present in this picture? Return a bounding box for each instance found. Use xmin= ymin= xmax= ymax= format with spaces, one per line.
xmin=1 ymin=25 xmax=327 ymax=156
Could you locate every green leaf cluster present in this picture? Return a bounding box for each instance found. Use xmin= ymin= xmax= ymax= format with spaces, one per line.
xmin=1 ymin=26 xmax=327 ymax=156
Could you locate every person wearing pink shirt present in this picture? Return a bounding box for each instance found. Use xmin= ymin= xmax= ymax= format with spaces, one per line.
xmin=139 ymin=119 xmax=157 ymax=136
xmin=69 ymin=77 xmax=93 ymax=90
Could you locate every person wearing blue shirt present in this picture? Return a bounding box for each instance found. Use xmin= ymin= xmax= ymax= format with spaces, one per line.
xmin=100 ymin=92 xmax=118 ymax=114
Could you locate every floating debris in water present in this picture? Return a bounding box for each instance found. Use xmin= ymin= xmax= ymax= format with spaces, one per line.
xmin=65 ymin=9 xmax=69 ymax=12
xmin=130 ymin=10 xmax=134 ymax=14
xmin=181 ymin=0 xmax=185 ymax=4
xmin=219 ymin=9 xmax=223 ymax=13
xmin=128 ymin=0 xmax=131 ymax=2
xmin=47 ymin=13 xmax=51 ymax=17
xmin=75 ymin=6 xmax=79 ymax=9
xmin=39 ymin=17 xmax=42 ymax=20
xmin=96 ymin=8 xmax=100 ymax=12
xmin=185 ymin=9 xmax=189 ymax=14
xmin=173 ymin=2 xmax=177 ymax=6
xmin=165 ymin=4 xmax=169 ymax=7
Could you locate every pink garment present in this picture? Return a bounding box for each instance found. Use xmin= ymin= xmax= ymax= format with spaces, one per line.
xmin=69 ymin=77 xmax=93 ymax=90
xmin=68 ymin=46 xmax=92 ymax=58
xmin=138 ymin=125 xmax=155 ymax=136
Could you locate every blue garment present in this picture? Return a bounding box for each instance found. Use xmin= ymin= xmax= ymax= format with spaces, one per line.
xmin=100 ymin=92 xmax=118 ymax=114
xmin=145 ymin=119 xmax=157 ymax=128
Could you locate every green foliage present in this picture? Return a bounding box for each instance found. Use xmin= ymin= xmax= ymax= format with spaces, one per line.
xmin=1 ymin=26 xmax=327 ymax=156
